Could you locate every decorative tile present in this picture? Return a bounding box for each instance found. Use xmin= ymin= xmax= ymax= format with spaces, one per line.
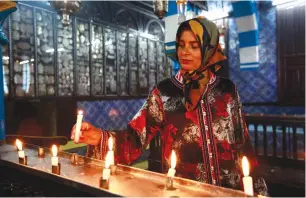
xmin=229 ymin=5 xmax=277 ymax=103
xmin=78 ymin=99 xmax=145 ymax=130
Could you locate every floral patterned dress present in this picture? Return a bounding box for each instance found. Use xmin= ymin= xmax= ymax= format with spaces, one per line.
xmin=87 ymin=71 xmax=269 ymax=196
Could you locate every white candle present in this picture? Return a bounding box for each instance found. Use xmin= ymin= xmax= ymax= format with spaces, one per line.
xmin=167 ymin=150 xmax=177 ymax=178
xmin=242 ymin=156 xmax=254 ymax=196
xmin=75 ymin=110 xmax=83 ymax=143
xmin=18 ymin=150 xmax=25 ymax=158
xmin=108 ymin=136 xmax=114 ymax=165
xmin=16 ymin=139 xmax=25 ymax=159
xmin=51 ymin=145 xmax=59 ymax=166
xmin=102 ymin=152 xmax=111 ymax=180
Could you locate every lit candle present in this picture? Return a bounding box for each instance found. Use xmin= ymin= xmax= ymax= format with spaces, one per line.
xmin=108 ymin=136 xmax=114 ymax=164
xmin=51 ymin=145 xmax=60 ymax=175
xmin=166 ymin=150 xmax=177 ymax=190
xmin=167 ymin=150 xmax=177 ymax=178
xmin=242 ymin=156 xmax=254 ymax=196
xmin=102 ymin=153 xmax=111 ymax=180
xmin=51 ymin=145 xmax=58 ymax=166
xmin=74 ymin=110 xmax=83 ymax=143
xmin=16 ymin=139 xmax=27 ymax=165
xmin=16 ymin=139 xmax=25 ymax=159
xmin=100 ymin=152 xmax=111 ymax=189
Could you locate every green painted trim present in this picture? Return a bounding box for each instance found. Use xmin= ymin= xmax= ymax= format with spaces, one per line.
xmin=132 ymin=160 xmax=148 ymax=170
xmin=60 ymin=140 xmax=86 ymax=151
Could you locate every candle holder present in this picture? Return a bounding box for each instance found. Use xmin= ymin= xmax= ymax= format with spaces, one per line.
xmin=99 ymin=177 xmax=109 ymax=189
xmin=18 ymin=156 xmax=27 ymax=165
xmin=38 ymin=147 xmax=45 ymax=158
xmin=165 ymin=176 xmax=176 ymax=190
xmin=71 ymin=153 xmax=78 ymax=165
xmin=110 ymin=164 xmax=116 ymax=175
xmin=52 ymin=163 xmax=61 ymax=175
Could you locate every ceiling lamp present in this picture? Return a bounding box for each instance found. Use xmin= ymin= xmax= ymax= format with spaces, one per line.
xmin=49 ymin=0 xmax=81 ymax=26
xmin=153 ymin=0 xmax=168 ymax=19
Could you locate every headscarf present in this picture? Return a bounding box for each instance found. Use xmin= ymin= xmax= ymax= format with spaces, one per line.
xmin=176 ymin=17 xmax=227 ymax=111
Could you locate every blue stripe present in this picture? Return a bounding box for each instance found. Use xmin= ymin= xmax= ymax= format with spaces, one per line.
xmin=165 ymin=49 xmax=176 ymax=54
xmin=165 ymin=41 xmax=176 ymax=47
xmin=165 ymin=0 xmax=178 ymax=16
xmin=240 ymin=66 xmax=259 ymax=71
xmin=240 ymin=62 xmax=259 ymax=66
xmin=238 ymin=30 xmax=259 ymax=48
xmin=232 ymin=1 xmax=256 ymax=18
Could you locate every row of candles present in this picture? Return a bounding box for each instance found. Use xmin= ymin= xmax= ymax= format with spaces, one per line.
xmin=15 ymin=136 xmax=253 ymax=195
xmin=74 ymin=109 xmax=255 ymax=195
xmin=14 ymin=109 xmax=255 ymax=196
xmin=15 ymin=139 xmax=61 ymax=175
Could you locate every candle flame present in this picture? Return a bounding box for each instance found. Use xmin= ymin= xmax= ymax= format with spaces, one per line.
xmin=16 ymin=139 xmax=22 ymax=151
xmin=105 ymin=152 xmax=110 ymax=169
xmin=78 ymin=110 xmax=83 ymax=115
xmin=108 ymin=136 xmax=113 ymax=151
xmin=242 ymin=156 xmax=249 ymax=176
xmin=171 ymin=150 xmax=177 ymax=169
xmin=52 ymin=145 xmax=58 ymax=157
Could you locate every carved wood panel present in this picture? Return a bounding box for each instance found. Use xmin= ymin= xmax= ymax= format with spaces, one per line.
xmin=277 ymin=5 xmax=305 ymax=105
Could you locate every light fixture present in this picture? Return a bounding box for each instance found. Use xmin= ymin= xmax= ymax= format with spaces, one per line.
xmin=177 ymin=0 xmax=187 ymax=24
xmin=49 ymin=0 xmax=81 ymax=26
xmin=153 ymin=0 xmax=169 ymax=19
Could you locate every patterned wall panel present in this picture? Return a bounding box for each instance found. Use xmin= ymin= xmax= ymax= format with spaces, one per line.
xmin=228 ymin=5 xmax=277 ymax=103
xmin=77 ymin=99 xmax=145 ymax=130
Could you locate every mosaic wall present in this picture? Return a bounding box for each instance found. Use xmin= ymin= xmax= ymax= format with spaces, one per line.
xmin=228 ymin=2 xmax=304 ymax=115
xmin=228 ymin=4 xmax=277 ymax=103
xmin=77 ymin=99 xmax=145 ymax=130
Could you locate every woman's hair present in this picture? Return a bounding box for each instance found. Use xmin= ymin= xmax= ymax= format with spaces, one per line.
xmin=176 ymin=23 xmax=192 ymax=43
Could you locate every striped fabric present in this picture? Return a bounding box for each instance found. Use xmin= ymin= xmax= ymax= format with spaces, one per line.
xmin=232 ymin=1 xmax=260 ymax=70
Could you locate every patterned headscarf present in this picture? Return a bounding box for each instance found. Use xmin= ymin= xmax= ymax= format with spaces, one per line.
xmin=176 ymin=17 xmax=227 ymax=111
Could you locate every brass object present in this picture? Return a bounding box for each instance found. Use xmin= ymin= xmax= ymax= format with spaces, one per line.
xmin=52 ymin=163 xmax=61 ymax=175
xmin=18 ymin=156 xmax=27 ymax=165
xmin=153 ymin=0 xmax=168 ymax=19
xmin=49 ymin=1 xmax=81 ymax=26
xmin=38 ymin=147 xmax=45 ymax=158
xmin=99 ymin=177 xmax=109 ymax=189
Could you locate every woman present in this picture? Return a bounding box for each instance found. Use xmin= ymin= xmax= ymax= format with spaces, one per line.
xmin=71 ymin=17 xmax=268 ymax=196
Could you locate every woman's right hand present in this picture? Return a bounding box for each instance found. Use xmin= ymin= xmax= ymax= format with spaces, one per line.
xmin=70 ymin=122 xmax=102 ymax=146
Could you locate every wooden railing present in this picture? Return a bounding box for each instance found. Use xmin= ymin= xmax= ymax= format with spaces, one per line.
xmin=245 ymin=114 xmax=305 ymax=161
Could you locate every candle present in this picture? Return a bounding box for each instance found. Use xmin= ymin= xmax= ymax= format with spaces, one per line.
xmin=166 ymin=150 xmax=177 ymax=190
xmin=51 ymin=145 xmax=58 ymax=166
xmin=74 ymin=110 xmax=83 ymax=143
xmin=108 ymin=136 xmax=115 ymax=164
xmin=167 ymin=150 xmax=177 ymax=177
xmin=100 ymin=152 xmax=111 ymax=189
xmin=16 ymin=139 xmax=27 ymax=165
xmin=16 ymin=139 xmax=25 ymax=158
xmin=242 ymin=156 xmax=254 ymax=196
xmin=103 ymin=152 xmax=111 ymax=180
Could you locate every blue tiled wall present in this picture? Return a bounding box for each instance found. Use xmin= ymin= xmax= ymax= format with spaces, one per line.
xmin=78 ymin=99 xmax=145 ymax=130
xmin=228 ymin=4 xmax=277 ymax=103
xmin=228 ymin=2 xmax=304 ymax=115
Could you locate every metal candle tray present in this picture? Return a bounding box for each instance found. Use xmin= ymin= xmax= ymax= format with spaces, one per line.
xmin=0 ymin=143 xmax=246 ymax=197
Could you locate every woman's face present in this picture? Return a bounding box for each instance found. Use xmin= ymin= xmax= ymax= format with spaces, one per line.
xmin=177 ymin=30 xmax=202 ymax=71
